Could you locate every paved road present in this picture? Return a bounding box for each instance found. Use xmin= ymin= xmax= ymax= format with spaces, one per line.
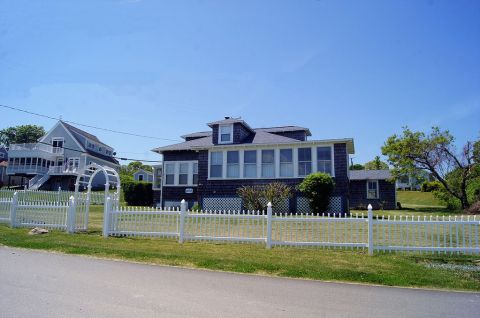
xmin=0 ymin=247 xmax=478 ymax=318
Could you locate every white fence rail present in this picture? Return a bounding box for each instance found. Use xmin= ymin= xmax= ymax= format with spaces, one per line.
xmin=0 ymin=188 xmax=105 ymax=205
xmin=0 ymin=192 xmax=87 ymax=232
xmin=104 ymin=200 xmax=480 ymax=255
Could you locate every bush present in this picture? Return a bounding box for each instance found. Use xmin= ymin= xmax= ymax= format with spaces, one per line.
xmin=122 ymin=181 xmax=153 ymax=206
xmin=237 ymin=182 xmax=292 ymax=211
xmin=421 ymin=181 xmax=442 ymax=192
xmin=298 ymin=173 xmax=335 ymax=213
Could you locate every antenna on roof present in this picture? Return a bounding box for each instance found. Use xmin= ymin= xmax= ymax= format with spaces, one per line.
xmin=224 ymin=116 xmax=230 ymax=120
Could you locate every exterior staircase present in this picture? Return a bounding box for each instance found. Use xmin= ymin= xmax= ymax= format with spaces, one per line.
xmin=28 ymin=173 xmax=51 ymax=190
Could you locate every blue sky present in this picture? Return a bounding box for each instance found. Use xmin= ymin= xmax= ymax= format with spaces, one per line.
xmin=1 ymin=0 xmax=479 ymax=165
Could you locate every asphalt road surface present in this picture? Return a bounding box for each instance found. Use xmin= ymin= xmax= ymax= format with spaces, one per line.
xmin=0 ymin=246 xmax=479 ymax=318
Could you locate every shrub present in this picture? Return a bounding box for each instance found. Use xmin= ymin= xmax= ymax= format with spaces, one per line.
xmin=122 ymin=181 xmax=153 ymax=206
xmin=191 ymin=203 xmax=200 ymax=211
xmin=237 ymin=182 xmax=292 ymax=211
xmin=421 ymin=181 xmax=442 ymax=192
xmin=298 ymin=173 xmax=335 ymax=213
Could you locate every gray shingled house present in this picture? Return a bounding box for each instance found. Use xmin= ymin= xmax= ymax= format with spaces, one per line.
xmin=349 ymin=170 xmax=396 ymax=210
xmin=152 ymin=117 xmax=356 ymax=214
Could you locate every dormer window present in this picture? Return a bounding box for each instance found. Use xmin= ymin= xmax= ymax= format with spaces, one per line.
xmin=218 ymin=124 xmax=233 ymax=144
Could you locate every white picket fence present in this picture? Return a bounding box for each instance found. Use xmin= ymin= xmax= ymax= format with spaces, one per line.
xmin=0 ymin=188 xmax=105 ymax=205
xmin=103 ymin=199 xmax=480 ymax=254
xmin=0 ymin=192 xmax=88 ymax=232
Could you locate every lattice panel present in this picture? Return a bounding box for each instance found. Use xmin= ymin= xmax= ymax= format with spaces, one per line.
xmin=297 ymin=196 xmax=342 ymax=214
xmin=259 ymin=198 xmax=289 ymax=214
xmin=202 ymin=197 xmax=242 ymax=211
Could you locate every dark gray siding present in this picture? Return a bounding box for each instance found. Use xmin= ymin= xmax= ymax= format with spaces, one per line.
xmin=333 ymin=143 xmax=350 ymax=211
xmin=233 ymin=123 xmax=252 ymax=143
xmin=350 ymin=179 xmax=396 ymax=210
xmin=270 ymin=131 xmax=306 ymax=141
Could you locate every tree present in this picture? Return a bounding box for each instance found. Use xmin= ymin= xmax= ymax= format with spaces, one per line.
xmin=298 ymin=173 xmax=335 ymax=213
xmin=382 ymin=127 xmax=478 ymax=209
xmin=364 ymin=156 xmax=389 ymax=170
xmin=0 ymin=125 xmax=45 ymax=147
xmin=350 ymin=164 xmax=365 ymax=170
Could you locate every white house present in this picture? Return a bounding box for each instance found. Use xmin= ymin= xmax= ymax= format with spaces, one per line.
xmin=7 ymin=120 xmax=120 ymax=190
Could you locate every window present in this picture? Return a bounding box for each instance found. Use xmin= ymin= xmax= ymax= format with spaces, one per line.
xmin=165 ymin=163 xmax=175 ymax=185
xmin=227 ymin=151 xmax=239 ymax=178
xmin=367 ymin=180 xmax=379 ymax=199
xmin=218 ymin=124 xmax=233 ymax=144
xmin=192 ymin=163 xmax=198 ymax=185
xmin=261 ymin=150 xmax=275 ymax=178
xmin=317 ymin=146 xmax=332 ymax=175
xmin=52 ymin=138 xmax=64 ymax=154
xmin=138 ymin=174 xmax=144 ymax=181
xmin=280 ymin=149 xmax=293 ymax=177
xmin=210 ymin=151 xmax=223 ymax=178
xmin=298 ymin=148 xmax=312 ymax=176
xmin=179 ymin=163 xmax=189 ymax=185
xmin=0 ymin=153 xmax=4 ymax=159
xmin=32 ymin=158 xmax=37 ymax=166
xmin=87 ymin=141 xmax=95 ymax=150
xmin=243 ymin=150 xmax=257 ymax=178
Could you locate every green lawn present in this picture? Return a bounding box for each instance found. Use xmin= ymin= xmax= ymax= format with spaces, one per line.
xmin=1 ymin=204 xmax=479 ymax=291
xmin=397 ymin=190 xmax=443 ymax=207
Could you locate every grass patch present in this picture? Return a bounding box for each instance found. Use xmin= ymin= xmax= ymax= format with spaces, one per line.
xmin=1 ymin=206 xmax=480 ymax=291
xmin=1 ymin=204 xmax=478 ymax=291
xmin=397 ymin=191 xmax=443 ymax=207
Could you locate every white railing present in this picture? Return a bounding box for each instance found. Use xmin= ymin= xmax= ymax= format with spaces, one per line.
xmin=9 ymin=143 xmax=53 ymax=152
xmin=0 ymin=188 xmax=105 ymax=205
xmin=6 ymin=165 xmax=49 ymax=175
xmin=48 ymin=166 xmax=81 ymax=174
xmin=103 ymin=200 xmax=480 ymax=255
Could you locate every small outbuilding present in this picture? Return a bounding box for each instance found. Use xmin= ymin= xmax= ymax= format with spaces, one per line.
xmin=133 ymin=169 xmax=154 ymax=182
xmin=349 ymin=170 xmax=396 ymax=210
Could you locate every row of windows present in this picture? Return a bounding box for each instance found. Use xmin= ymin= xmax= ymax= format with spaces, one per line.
xmin=210 ymin=146 xmax=333 ymax=179
xmin=86 ymin=140 xmax=113 ymax=156
xmin=9 ymin=157 xmax=54 ymax=168
xmin=164 ymin=161 xmax=198 ymax=186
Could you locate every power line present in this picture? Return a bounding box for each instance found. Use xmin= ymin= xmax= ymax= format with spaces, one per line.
xmin=0 ymin=103 xmax=182 ymax=142
xmin=32 ymin=140 xmax=162 ymax=163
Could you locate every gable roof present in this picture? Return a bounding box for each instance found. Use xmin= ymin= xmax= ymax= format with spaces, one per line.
xmin=61 ymin=121 xmax=112 ymax=149
xmin=350 ymin=170 xmax=392 ymax=180
xmin=133 ymin=169 xmax=153 ymax=176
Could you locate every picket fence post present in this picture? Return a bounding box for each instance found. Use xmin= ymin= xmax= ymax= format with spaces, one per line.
xmin=367 ymin=204 xmax=373 ymax=255
xmin=103 ymin=196 xmax=112 ymax=237
xmin=179 ymin=199 xmax=187 ymax=243
xmin=266 ymin=202 xmax=273 ymax=249
xmin=66 ymin=196 xmax=76 ymax=233
xmin=57 ymin=186 xmax=61 ymax=204
xmin=9 ymin=192 xmax=18 ymax=228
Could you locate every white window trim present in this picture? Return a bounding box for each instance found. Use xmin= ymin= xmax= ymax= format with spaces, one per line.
xmin=218 ymin=124 xmax=234 ymax=144
xmin=152 ymin=166 xmax=163 ymax=190
xmin=207 ymin=144 xmax=335 ymax=180
xmin=163 ymin=161 xmax=198 ymax=187
xmin=366 ymin=180 xmax=379 ymax=199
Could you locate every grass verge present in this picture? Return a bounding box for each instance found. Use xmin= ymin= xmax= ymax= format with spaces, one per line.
xmin=0 ymin=224 xmax=479 ymax=291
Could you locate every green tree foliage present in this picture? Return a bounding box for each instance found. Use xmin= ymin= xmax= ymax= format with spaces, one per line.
xmin=122 ymin=181 xmax=153 ymax=206
xmin=237 ymin=182 xmax=292 ymax=211
xmin=0 ymin=125 xmax=45 ymax=146
xmin=298 ymin=173 xmax=335 ymax=213
xmin=349 ymin=164 xmax=365 ymax=170
xmin=421 ymin=181 xmax=442 ymax=192
xmin=364 ymin=156 xmax=389 ymax=170
xmin=382 ymin=127 xmax=479 ymax=210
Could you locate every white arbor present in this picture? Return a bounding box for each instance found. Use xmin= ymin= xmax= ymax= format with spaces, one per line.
xmin=74 ymin=163 xmax=121 ymax=230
